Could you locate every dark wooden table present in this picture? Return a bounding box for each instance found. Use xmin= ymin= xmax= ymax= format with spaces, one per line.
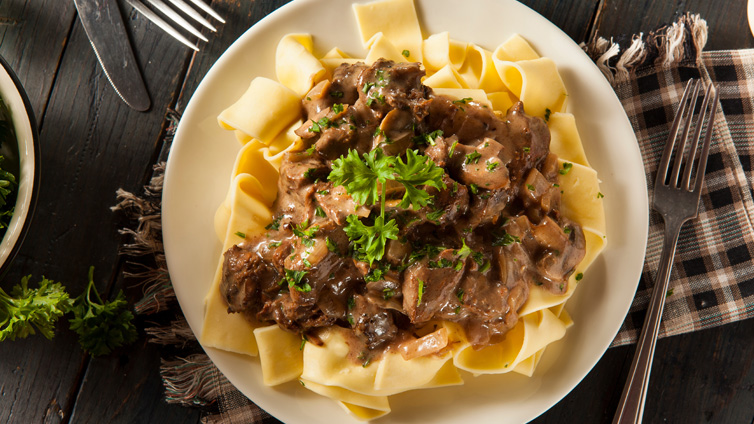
xmin=1 ymin=0 xmax=752 ymax=423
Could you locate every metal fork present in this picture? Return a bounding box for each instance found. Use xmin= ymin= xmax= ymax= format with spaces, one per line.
xmin=613 ymin=79 xmax=719 ymax=424
xmin=124 ymin=0 xmax=225 ymax=51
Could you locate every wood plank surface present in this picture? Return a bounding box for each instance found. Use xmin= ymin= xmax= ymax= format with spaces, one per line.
xmin=0 ymin=0 xmax=76 ymax=120
xmin=0 ymin=0 xmax=753 ymax=423
xmin=592 ymin=0 xmax=754 ymax=50
xmin=0 ymin=0 xmax=192 ymax=421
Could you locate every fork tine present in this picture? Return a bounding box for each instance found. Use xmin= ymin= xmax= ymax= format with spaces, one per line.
xmin=656 ymin=79 xmax=695 ymax=188
xmin=125 ymin=0 xmax=201 ymax=51
xmin=166 ymin=0 xmax=218 ymax=32
xmin=669 ymin=80 xmax=701 ymax=187
xmin=692 ymin=86 xmax=719 ymax=193
xmin=681 ymin=83 xmax=712 ymax=190
xmin=187 ymin=0 xmax=226 ymax=24
xmin=145 ymin=0 xmax=208 ymax=42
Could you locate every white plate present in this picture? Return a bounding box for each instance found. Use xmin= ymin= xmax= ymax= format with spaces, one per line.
xmin=163 ymin=0 xmax=648 ymax=422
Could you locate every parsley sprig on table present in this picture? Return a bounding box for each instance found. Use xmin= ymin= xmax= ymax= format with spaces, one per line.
xmin=329 ymin=148 xmax=445 ymax=264
xmin=0 ymin=276 xmax=70 ymax=341
xmin=0 ymin=267 xmax=137 ymax=356
xmin=69 ymin=267 xmax=138 ymax=356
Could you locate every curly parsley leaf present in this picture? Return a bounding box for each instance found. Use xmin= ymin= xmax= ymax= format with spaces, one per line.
xmin=394 ymin=149 xmax=446 ymax=210
xmin=0 ymin=276 xmax=71 ymax=341
xmin=331 ymin=148 xmax=445 ymax=264
xmin=329 ymin=149 xmax=395 ymax=206
xmin=344 ymin=214 xmax=399 ymax=265
xmin=69 ymin=267 xmax=137 ymax=356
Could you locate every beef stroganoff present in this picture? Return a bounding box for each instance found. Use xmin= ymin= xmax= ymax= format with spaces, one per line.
xmin=202 ymin=0 xmax=606 ymax=419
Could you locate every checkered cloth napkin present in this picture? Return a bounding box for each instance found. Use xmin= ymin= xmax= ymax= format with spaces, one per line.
xmin=113 ymin=14 xmax=754 ymax=423
xmin=583 ymin=14 xmax=754 ymax=346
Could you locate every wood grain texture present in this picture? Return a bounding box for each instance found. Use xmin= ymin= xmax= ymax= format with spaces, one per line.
xmin=0 ymin=0 xmax=76 ymax=120
xmin=592 ymin=0 xmax=754 ymax=50
xmin=0 ymin=0 xmax=191 ymax=422
xmin=520 ymin=0 xmax=600 ymax=42
xmin=0 ymin=0 xmax=753 ymax=423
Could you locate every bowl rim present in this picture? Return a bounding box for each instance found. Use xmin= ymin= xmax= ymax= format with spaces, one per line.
xmin=0 ymin=54 xmax=40 ymax=279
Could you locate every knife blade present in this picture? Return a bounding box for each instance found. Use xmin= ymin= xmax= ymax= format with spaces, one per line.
xmin=73 ymin=0 xmax=151 ymax=111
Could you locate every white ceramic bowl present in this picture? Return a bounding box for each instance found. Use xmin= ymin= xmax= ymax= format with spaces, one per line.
xmin=0 ymin=55 xmax=40 ymax=277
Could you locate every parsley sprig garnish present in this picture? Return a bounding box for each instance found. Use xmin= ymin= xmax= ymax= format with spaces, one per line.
xmin=0 ymin=276 xmax=70 ymax=341
xmin=69 ymin=267 xmax=138 ymax=356
xmin=0 ymin=268 xmax=138 ymax=356
xmin=329 ymin=148 xmax=445 ymax=264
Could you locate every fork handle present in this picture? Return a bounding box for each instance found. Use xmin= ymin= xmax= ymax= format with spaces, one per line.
xmin=613 ymin=217 xmax=684 ymax=424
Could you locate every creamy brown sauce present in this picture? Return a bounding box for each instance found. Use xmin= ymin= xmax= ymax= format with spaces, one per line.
xmin=220 ymin=59 xmax=585 ymax=365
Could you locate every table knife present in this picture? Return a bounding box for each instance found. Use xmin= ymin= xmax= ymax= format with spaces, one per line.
xmin=73 ymin=0 xmax=151 ymax=111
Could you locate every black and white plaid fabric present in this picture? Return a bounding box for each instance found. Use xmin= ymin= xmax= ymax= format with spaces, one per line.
xmin=115 ymin=14 xmax=754 ymax=424
xmin=584 ymin=15 xmax=754 ymax=346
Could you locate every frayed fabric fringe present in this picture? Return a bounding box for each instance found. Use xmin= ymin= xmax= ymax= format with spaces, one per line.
xmin=144 ymin=316 xmax=196 ymax=348
xmin=581 ymin=13 xmax=708 ymax=84
xmin=161 ymin=354 xmax=221 ymax=406
xmin=112 ymin=165 xmax=176 ymax=315
xmin=113 ymin=109 xmax=219 ymax=409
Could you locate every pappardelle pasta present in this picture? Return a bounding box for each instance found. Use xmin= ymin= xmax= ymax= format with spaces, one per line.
xmin=205 ymin=0 xmax=606 ymax=420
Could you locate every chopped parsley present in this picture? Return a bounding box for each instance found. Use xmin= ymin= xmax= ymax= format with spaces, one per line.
xmin=234 ymin=231 xmax=246 ymax=238
xmin=428 ymin=258 xmax=453 ymax=269
xmin=465 ymin=151 xmax=482 ymax=164
xmin=427 ymin=208 xmax=444 ymax=222
xmin=575 ymin=273 xmax=583 ymax=281
xmin=417 ymin=280 xmax=425 ymax=306
xmin=413 ymin=129 xmax=443 ymax=146
xmin=325 ymin=237 xmax=339 ymax=254
xmin=486 ymin=161 xmax=499 ymax=172
xmin=331 ymin=103 xmax=345 ymax=114
xmin=364 ymin=267 xmax=385 ymax=283
xmin=293 ymin=220 xmax=319 ymax=247
xmin=544 ymin=108 xmax=552 ymax=122
xmin=479 ymin=261 xmax=491 ymax=273
xmin=401 ymin=49 xmax=410 ymax=57
xmin=448 ymin=139 xmax=459 ymax=157
xmin=330 ymin=90 xmax=344 ymax=98
xmin=315 ymin=205 xmax=327 ymax=218
xmin=597 ymin=192 xmax=605 ymax=199
xmin=280 ymin=269 xmax=311 ymax=292
xmin=265 ymin=216 xmax=282 ymax=231
xmin=559 ymin=162 xmax=573 ymax=175
xmin=493 ymin=232 xmax=521 ymax=246
xmin=308 ymin=116 xmax=333 ymax=133
xmin=383 ymin=288 xmax=395 ymax=300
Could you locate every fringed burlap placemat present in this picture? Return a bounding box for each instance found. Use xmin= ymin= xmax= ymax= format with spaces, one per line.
xmin=113 ymin=14 xmax=754 ymax=422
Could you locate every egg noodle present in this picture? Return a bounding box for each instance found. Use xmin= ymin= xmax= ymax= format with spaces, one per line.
xmin=203 ymin=0 xmax=606 ymax=419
